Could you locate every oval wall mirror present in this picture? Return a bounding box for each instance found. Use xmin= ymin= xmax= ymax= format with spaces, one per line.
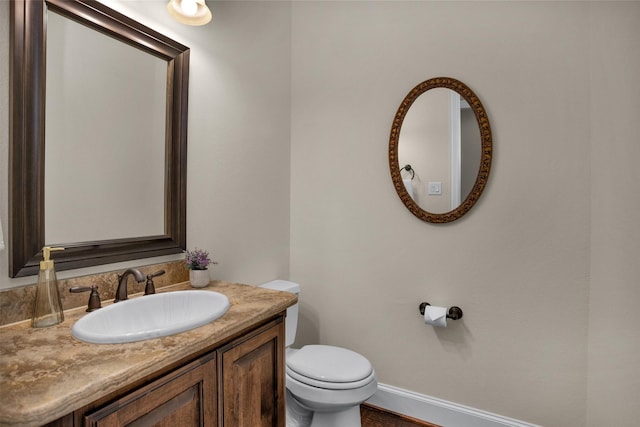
xmin=389 ymin=77 xmax=492 ymax=223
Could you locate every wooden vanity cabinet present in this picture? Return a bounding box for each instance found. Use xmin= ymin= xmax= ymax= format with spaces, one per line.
xmin=47 ymin=316 xmax=285 ymax=427
xmin=218 ymin=318 xmax=285 ymax=427
xmin=84 ymin=352 xmax=217 ymax=427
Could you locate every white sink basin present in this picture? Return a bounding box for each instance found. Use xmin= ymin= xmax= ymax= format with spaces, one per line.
xmin=72 ymin=290 xmax=230 ymax=344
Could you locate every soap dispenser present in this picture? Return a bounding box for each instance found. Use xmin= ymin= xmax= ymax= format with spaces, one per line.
xmin=32 ymin=246 xmax=65 ymax=328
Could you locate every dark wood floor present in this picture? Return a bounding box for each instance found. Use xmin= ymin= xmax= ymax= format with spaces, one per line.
xmin=361 ymin=403 xmax=442 ymax=427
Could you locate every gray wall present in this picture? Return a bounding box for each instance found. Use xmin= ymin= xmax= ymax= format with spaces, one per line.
xmin=290 ymin=2 xmax=639 ymax=427
xmin=587 ymin=3 xmax=640 ymax=426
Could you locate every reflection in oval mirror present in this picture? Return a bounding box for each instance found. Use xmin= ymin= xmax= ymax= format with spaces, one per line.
xmin=399 ymin=88 xmax=481 ymax=213
xmin=389 ymin=77 xmax=492 ymax=223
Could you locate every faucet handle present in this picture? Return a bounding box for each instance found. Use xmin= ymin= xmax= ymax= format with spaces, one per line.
xmin=144 ymin=270 xmax=166 ymax=295
xmin=70 ymin=286 xmax=102 ymax=312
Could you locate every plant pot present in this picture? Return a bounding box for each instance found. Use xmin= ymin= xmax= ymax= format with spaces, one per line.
xmin=189 ymin=269 xmax=210 ymax=288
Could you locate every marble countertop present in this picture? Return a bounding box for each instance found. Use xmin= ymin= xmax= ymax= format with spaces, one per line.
xmin=0 ymin=281 xmax=296 ymax=427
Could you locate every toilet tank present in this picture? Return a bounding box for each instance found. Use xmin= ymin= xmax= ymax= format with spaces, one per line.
xmin=259 ymin=280 xmax=300 ymax=348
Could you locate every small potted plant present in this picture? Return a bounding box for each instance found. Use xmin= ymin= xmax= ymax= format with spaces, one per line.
xmin=185 ymin=248 xmax=217 ymax=288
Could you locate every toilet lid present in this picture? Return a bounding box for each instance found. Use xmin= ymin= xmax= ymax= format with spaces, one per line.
xmin=286 ymin=345 xmax=373 ymax=384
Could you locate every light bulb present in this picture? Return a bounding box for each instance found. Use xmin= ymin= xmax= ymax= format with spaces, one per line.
xmin=167 ymin=0 xmax=212 ymax=25
xmin=180 ymin=0 xmax=198 ymax=16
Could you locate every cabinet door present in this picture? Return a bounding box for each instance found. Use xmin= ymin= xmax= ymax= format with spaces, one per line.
xmin=218 ymin=319 xmax=285 ymax=427
xmin=84 ymin=353 xmax=216 ymax=427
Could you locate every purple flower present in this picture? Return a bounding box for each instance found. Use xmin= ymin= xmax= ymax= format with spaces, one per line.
xmin=184 ymin=248 xmax=217 ymax=270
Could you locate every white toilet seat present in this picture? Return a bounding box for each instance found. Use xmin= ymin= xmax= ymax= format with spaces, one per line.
xmin=286 ymin=345 xmax=373 ymax=390
xmin=286 ymin=371 xmax=378 ymax=411
xmin=287 ymin=365 xmax=376 ymax=390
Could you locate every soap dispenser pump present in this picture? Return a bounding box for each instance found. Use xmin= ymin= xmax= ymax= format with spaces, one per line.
xmin=32 ymin=246 xmax=65 ymax=328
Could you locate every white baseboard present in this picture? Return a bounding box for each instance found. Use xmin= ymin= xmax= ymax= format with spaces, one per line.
xmin=366 ymin=383 xmax=542 ymax=427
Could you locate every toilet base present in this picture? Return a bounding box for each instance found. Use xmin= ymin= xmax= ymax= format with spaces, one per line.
xmin=309 ymin=406 xmax=362 ymax=427
xmin=286 ymin=390 xmax=313 ymax=427
xmin=286 ymin=389 xmax=363 ymax=427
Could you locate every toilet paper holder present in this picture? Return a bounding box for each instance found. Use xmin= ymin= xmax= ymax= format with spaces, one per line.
xmin=419 ymin=302 xmax=463 ymax=320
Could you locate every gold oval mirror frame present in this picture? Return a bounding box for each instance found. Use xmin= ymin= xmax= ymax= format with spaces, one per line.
xmin=389 ymin=77 xmax=492 ymax=223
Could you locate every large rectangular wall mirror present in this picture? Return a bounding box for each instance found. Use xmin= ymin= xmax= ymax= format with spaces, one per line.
xmin=9 ymin=0 xmax=190 ymax=277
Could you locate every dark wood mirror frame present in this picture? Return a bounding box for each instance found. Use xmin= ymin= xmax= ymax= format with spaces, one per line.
xmin=389 ymin=77 xmax=492 ymax=223
xmin=9 ymin=0 xmax=189 ymax=277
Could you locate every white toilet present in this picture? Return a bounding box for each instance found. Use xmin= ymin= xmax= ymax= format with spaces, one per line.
xmin=260 ymin=280 xmax=377 ymax=427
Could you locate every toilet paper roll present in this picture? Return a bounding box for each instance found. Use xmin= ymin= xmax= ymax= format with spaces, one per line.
xmin=423 ymin=305 xmax=447 ymax=328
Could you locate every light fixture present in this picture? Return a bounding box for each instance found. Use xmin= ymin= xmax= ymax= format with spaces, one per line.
xmin=166 ymin=0 xmax=212 ymax=26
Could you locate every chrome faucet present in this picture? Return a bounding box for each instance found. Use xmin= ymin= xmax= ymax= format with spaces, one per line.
xmin=114 ymin=268 xmax=145 ymax=302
